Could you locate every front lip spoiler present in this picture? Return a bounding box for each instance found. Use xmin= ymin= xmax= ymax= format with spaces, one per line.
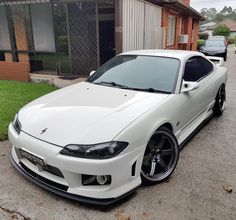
xmin=10 ymin=154 xmax=135 ymax=207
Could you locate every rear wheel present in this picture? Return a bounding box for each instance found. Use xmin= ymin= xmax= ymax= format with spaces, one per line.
xmin=141 ymin=127 xmax=179 ymax=185
xmin=223 ymin=53 xmax=227 ymax=61
xmin=214 ymin=85 xmax=226 ymax=116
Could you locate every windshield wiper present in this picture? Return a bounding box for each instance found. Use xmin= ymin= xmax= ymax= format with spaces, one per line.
xmin=128 ymin=87 xmax=171 ymax=94
xmin=96 ymin=81 xmax=129 ymax=88
xmin=95 ymin=81 xmax=171 ymax=94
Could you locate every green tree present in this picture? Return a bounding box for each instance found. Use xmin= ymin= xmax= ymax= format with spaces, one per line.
xmin=220 ymin=6 xmax=233 ymax=16
xmin=200 ymin=6 xmax=236 ymax=23
xmin=215 ymin=13 xmax=224 ymax=22
xmin=213 ymin=24 xmax=230 ymax=37
xmin=200 ymin=8 xmax=217 ymax=22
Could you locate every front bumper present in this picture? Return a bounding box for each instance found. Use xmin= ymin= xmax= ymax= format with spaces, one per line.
xmin=8 ymin=123 xmax=143 ymax=205
xmin=10 ymin=154 xmax=136 ymax=206
xmin=202 ymin=52 xmax=226 ymax=57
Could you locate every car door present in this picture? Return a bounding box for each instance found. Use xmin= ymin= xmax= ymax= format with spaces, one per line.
xmin=174 ymin=56 xmax=215 ymax=142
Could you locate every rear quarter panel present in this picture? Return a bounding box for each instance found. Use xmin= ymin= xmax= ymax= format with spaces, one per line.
xmin=211 ymin=64 xmax=228 ymax=97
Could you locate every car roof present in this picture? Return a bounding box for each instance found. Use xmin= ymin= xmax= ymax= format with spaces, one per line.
xmin=120 ymin=49 xmax=203 ymax=60
xmin=207 ymin=38 xmax=225 ymax=41
xmin=210 ymin=36 xmax=225 ymax=39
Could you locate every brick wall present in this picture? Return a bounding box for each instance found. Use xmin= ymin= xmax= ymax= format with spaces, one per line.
xmin=0 ymin=62 xmax=30 ymax=81
xmin=183 ymin=0 xmax=190 ymax=6
xmin=162 ymin=8 xmax=182 ymax=50
xmin=162 ymin=5 xmax=199 ymax=51
xmin=192 ymin=20 xmax=199 ymax=51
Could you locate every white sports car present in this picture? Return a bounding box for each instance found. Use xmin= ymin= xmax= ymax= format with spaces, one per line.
xmin=9 ymin=50 xmax=227 ymax=206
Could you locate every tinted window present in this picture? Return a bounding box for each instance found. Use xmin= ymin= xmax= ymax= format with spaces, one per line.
xmin=205 ymin=40 xmax=225 ymax=47
xmin=88 ymin=55 xmax=180 ymax=93
xmin=184 ymin=57 xmax=213 ymax=82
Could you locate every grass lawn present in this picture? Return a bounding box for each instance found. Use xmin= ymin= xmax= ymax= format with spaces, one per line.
xmin=0 ymin=80 xmax=57 ymax=141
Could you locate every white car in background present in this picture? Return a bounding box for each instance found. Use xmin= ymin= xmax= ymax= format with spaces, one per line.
xmin=9 ymin=50 xmax=227 ymax=206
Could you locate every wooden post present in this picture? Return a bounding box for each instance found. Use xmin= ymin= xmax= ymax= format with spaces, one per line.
xmin=186 ymin=16 xmax=193 ymax=50
xmin=12 ymin=8 xmax=30 ymax=66
xmin=192 ymin=20 xmax=199 ymax=51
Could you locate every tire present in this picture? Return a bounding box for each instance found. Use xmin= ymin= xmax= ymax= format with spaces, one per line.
xmin=141 ymin=127 xmax=179 ymax=185
xmin=214 ymin=85 xmax=226 ymax=117
xmin=223 ymin=52 xmax=227 ymax=61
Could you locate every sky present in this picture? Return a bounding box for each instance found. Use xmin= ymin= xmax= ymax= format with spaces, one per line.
xmin=190 ymin=0 xmax=236 ymax=12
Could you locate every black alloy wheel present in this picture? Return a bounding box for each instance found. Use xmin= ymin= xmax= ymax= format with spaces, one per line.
xmin=141 ymin=127 xmax=179 ymax=184
xmin=214 ymin=85 xmax=226 ymax=116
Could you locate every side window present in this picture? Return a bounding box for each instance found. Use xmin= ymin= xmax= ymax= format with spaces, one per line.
xmin=184 ymin=56 xmax=214 ymax=82
xmin=201 ymin=57 xmax=214 ymax=74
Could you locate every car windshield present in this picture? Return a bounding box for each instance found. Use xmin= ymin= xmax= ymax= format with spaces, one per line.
xmin=87 ymin=55 xmax=180 ymax=94
xmin=205 ymin=40 xmax=225 ymax=47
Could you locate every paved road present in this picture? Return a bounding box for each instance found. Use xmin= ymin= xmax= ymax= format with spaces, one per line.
xmin=1 ymin=48 xmax=236 ymax=220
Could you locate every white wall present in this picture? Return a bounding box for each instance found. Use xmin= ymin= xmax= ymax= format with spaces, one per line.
xmin=122 ymin=0 xmax=162 ymax=52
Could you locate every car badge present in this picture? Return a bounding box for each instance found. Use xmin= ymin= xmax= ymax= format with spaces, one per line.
xmin=40 ymin=128 xmax=48 ymax=135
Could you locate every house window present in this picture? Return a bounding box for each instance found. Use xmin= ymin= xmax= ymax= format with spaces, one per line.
xmin=168 ymin=16 xmax=176 ymax=46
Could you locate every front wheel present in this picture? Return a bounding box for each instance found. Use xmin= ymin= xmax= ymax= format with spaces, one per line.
xmin=214 ymin=85 xmax=226 ymax=116
xmin=141 ymin=127 xmax=179 ymax=185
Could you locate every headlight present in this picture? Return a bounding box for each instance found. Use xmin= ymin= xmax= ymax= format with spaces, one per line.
xmin=60 ymin=141 xmax=129 ymax=159
xmin=13 ymin=113 xmax=22 ymax=135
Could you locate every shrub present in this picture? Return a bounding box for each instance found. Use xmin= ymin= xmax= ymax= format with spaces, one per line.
xmin=197 ymin=39 xmax=205 ymax=50
xmin=213 ymin=24 xmax=230 ymax=37
xmin=227 ymin=36 xmax=236 ymax=44
xmin=198 ymin=32 xmax=209 ymax=40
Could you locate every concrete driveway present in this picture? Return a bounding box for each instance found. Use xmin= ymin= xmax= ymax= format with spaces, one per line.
xmin=1 ymin=48 xmax=236 ymax=220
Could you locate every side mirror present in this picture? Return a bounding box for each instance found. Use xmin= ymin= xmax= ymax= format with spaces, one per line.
xmin=182 ymin=81 xmax=199 ymax=93
xmin=89 ymin=70 xmax=96 ymax=77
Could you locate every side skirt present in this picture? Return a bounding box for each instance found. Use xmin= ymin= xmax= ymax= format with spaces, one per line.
xmin=179 ymin=113 xmax=214 ymax=150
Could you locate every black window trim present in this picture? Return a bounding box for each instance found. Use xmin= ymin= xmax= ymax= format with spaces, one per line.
xmin=87 ymin=54 xmax=181 ymax=94
xmin=183 ymin=56 xmax=214 ymax=82
xmin=179 ymin=56 xmax=214 ymax=93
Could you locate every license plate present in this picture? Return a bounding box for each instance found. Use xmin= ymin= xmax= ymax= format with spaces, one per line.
xmin=19 ymin=148 xmax=45 ymax=166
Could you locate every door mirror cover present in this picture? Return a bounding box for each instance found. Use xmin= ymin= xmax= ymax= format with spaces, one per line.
xmin=90 ymin=70 xmax=96 ymax=77
xmin=182 ymin=81 xmax=199 ymax=93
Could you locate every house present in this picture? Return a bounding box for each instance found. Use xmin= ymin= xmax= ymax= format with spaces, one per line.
xmin=0 ymin=0 xmax=203 ymax=81
xmin=200 ymin=22 xmax=217 ymax=37
xmin=200 ymin=19 xmax=236 ymax=38
xmin=218 ymin=19 xmax=236 ymax=37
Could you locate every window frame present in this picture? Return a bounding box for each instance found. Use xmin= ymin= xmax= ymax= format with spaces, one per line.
xmin=87 ymin=55 xmax=181 ymax=94
xmin=167 ymin=15 xmax=176 ymax=46
xmin=183 ymin=56 xmax=214 ymax=83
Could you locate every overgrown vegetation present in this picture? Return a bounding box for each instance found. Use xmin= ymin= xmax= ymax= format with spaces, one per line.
xmin=0 ymin=81 xmax=57 ymax=140
xmin=200 ymin=6 xmax=236 ymax=23
xmin=198 ymin=32 xmax=209 ymax=40
xmin=213 ymin=24 xmax=230 ymax=37
xmin=228 ymin=36 xmax=236 ymax=44
xmin=197 ymin=39 xmax=205 ymax=50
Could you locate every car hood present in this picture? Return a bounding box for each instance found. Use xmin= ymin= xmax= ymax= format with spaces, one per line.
xmin=19 ymin=82 xmax=169 ymax=146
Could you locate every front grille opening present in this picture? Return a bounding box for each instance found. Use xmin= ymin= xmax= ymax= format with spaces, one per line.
xmin=82 ymin=175 xmax=112 ymax=186
xmin=20 ymin=163 xmax=68 ymax=191
xmin=27 ymin=159 xmax=64 ymax=178
xmin=44 ymin=164 xmax=64 ymax=178
xmin=13 ymin=119 xmax=21 ymax=134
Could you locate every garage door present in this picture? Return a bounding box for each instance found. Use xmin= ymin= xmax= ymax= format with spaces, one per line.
xmin=122 ymin=0 xmax=162 ymax=52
